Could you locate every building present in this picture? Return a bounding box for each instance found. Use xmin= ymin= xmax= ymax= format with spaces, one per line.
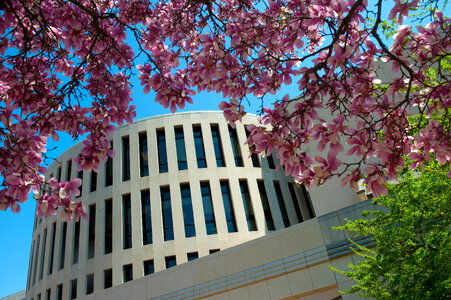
xmin=26 ymin=112 xmax=370 ymax=300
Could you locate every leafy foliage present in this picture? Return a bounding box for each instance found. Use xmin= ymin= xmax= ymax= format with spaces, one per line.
xmin=332 ymin=161 xmax=451 ymax=299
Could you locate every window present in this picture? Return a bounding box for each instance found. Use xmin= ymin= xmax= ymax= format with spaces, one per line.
xmin=143 ymin=259 xmax=154 ymax=275
xmin=274 ymin=181 xmax=290 ymax=227
xmin=48 ymin=222 xmax=56 ymax=275
xmin=56 ymin=166 xmax=62 ymax=182
xmin=66 ymin=160 xmax=72 ymax=181
xmin=161 ymin=186 xmax=174 ymax=241
xmin=220 ymin=181 xmax=237 ymax=232
xmin=228 ymin=126 xmax=243 ymax=166
xmin=141 ymin=190 xmax=152 ymax=245
xmin=32 ymin=234 xmax=40 ymax=285
xmin=70 ymin=279 xmax=77 ymax=300
xmin=86 ymin=274 xmax=94 ymax=295
xmin=122 ymin=136 xmax=130 ymax=181
xmin=123 ymin=194 xmax=132 ymax=249
xmin=267 ymin=153 xmax=275 ymax=169
xmin=77 ymin=170 xmax=83 ymax=197
xmin=139 ymin=132 xmax=149 ymax=177
xmin=288 ymin=183 xmax=303 ymax=223
xmin=45 ymin=289 xmax=51 ymax=300
xmin=209 ymin=249 xmax=220 ymax=254
xmin=301 ymin=183 xmax=315 ymax=218
xmin=27 ymin=241 xmax=35 ymax=289
xmin=245 ymin=126 xmax=260 ymax=167
xmin=165 ymin=256 xmax=176 ymax=269
xmin=239 ymin=180 xmax=257 ymax=231
xmin=210 ymin=125 xmax=225 ymax=167
xmin=157 ymin=129 xmax=168 ymax=173
xmin=90 ymin=171 xmax=97 ymax=192
xmin=193 ymin=126 xmax=207 ymax=168
xmin=257 ymin=181 xmax=275 ymax=231
xmin=105 ymin=142 xmax=113 ymax=186
xmin=39 ymin=229 xmax=47 ymax=280
xmin=175 ymin=127 xmax=188 ymax=170
xmin=72 ymin=221 xmax=80 ymax=264
xmin=105 ymin=199 xmax=113 ymax=254
xmin=87 ymin=205 xmax=96 ymax=259
xmin=123 ymin=264 xmax=133 ymax=282
xmin=57 ymin=284 xmax=63 ymax=300
xmin=187 ymin=252 xmax=198 ymax=261
xmin=59 ymin=223 xmax=67 ymax=270
xmin=180 ymin=184 xmax=196 ymax=238
xmin=104 ymin=269 xmax=112 ymax=289
xmin=37 ymin=294 xmax=41 ymax=300
xmin=200 ymin=182 xmax=217 ymax=235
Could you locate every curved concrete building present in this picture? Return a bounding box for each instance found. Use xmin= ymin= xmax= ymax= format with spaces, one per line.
xmin=25 ymin=112 xmax=317 ymax=300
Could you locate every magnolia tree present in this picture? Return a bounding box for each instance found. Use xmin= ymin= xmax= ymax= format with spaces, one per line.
xmin=0 ymin=0 xmax=449 ymax=220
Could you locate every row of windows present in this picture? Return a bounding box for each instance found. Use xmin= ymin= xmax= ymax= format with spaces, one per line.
xmin=30 ymin=249 xmax=221 ymax=300
xmin=28 ymin=178 xmax=314 ymax=292
xmin=45 ymin=124 xmax=275 ymax=204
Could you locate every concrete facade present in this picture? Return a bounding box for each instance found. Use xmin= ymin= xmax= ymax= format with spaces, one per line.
xmin=25 ymin=112 xmax=358 ymax=300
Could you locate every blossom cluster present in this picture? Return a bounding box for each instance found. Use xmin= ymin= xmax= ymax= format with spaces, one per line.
xmin=1 ymin=0 xmax=449 ymax=219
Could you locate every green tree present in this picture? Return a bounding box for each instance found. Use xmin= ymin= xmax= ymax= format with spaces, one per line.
xmin=332 ymin=161 xmax=451 ymax=299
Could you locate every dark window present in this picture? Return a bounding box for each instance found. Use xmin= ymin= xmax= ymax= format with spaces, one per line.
xmin=122 ymin=136 xmax=130 ymax=181
xmin=228 ymin=126 xmax=243 ymax=167
xmin=210 ymin=125 xmax=225 ymax=167
xmin=32 ymin=234 xmax=40 ymax=284
xmin=161 ymin=186 xmax=174 ymax=241
xmin=245 ymin=127 xmax=260 ymax=167
xmin=239 ymin=180 xmax=257 ymax=231
xmin=104 ymin=269 xmax=112 ymax=289
xmin=45 ymin=289 xmax=50 ymax=300
xmin=143 ymin=260 xmax=154 ymax=275
xmin=105 ymin=142 xmax=113 ymax=186
xmin=187 ymin=252 xmax=198 ymax=261
xmin=77 ymin=170 xmax=83 ymax=197
xmin=175 ymin=127 xmax=188 ymax=170
xmin=90 ymin=171 xmax=97 ymax=192
xmin=72 ymin=221 xmax=80 ymax=264
xmin=57 ymin=284 xmax=63 ymax=300
xmin=86 ymin=274 xmax=94 ymax=295
xmin=267 ymin=154 xmax=275 ymax=169
xmin=200 ymin=182 xmax=217 ymax=235
xmin=165 ymin=256 xmax=176 ymax=269
xmin=59 ymin=223 xmax=67 ymax=270
xmin=301 ymin=183 xmax=315 ymax=218
xmin=139 ymin=132 xmax=149 ymax=177
xmin=66 ymin=160 xmax=72 ymax=181
xmin=48 ymin=222 xmax=56 ymax=275
xmin=56 ymin=167 xmax=62 ymax=182
xmin=157 ymin=129 xmax=168 ymax=173
xmin=37 ymin=294 xmax=41 ymax=300
xmin=209 ymin=249 xmax=220 ymax=254
xmin=288 ymin=183 xmax=303 ymax=223
xmin=123 ymin=264 xmax=133 ymax=282
xmin=180 ymin=184 xmax=196 ymax=238
xmin=257 ymin=181 xmax=275 ymax=231
xmin=87 ymin=205 xmax=96 ymax=259
xmin=141 ymin=190 xmax=152 ymax=245
xmin=70 ymin=279 xmax=77 ymax=300
xmin=193 ymin=126 xmax=207 ymax=168
xmin=27 ymin=241 xmax=35 ymax=289
xmin=274 ymin=181 xmax=290 ymax=227
xmin=105 ymin=199 xmax=113 ymax=254
xmin=220 ymin=181 xmax=237 ymax=233
xmin=123 ymin=194 xmax=132 ymax=249
xmin=39 ymin=229 xmax=47 ymax=280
